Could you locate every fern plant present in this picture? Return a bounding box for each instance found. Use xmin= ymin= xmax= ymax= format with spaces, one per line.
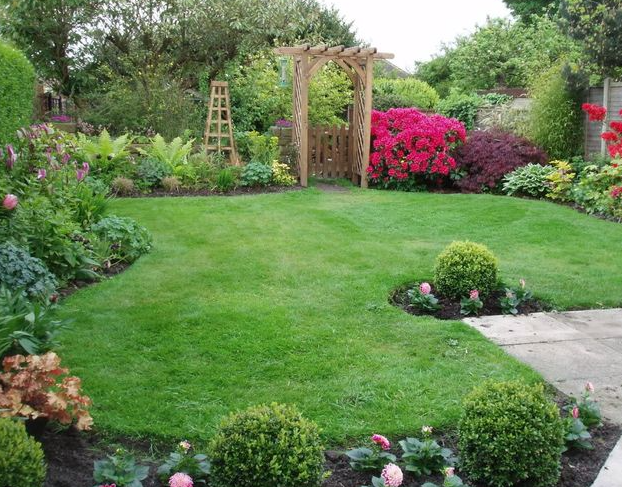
xmin=77 ymin=129 xmax=132 ymax=173
xmin=139 ymin=134 xmax=194 ymax=175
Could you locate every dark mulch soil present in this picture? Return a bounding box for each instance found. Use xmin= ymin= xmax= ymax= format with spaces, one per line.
xmin=390 ymin=283 xmax=548 ymax=320
xmin=119 ymin=185 xmax=303 ymax=198
xmin=41 ymin=420 xmax=620 ymax=487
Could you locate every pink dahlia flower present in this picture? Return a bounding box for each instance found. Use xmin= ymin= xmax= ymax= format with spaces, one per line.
xmin=371 ymin=434 xmax=391 ymax=450
xmin=445 ymin=467 xmax=455 ymax=477
xmin=421 ymin=425 xmax=433 ymax=435
xmin=3 ymin=194 xmax=18 ymax=210
xmin=419 ymin=282 xmax=432 ymax=295
xmin=381 ymin=463 xmax=403 ymax=487
xmin=37 ymin=168 xmax=47 ymax=180
xmin=585 ymin=381 xmax=595 ymax=393
xmin=179 ymin=440 xmax=192 ymax=452
xmin=469 ymin=289 xmax=479 ymax=300
xmin=169 ymin=472 xmax=193 ymax=487
xmin=572 ymin=406 xmax=580 ymax=419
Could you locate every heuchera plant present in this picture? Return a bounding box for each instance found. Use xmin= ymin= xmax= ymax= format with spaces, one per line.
xmin=0 ymin=352 xmax=93 ymax=430
xmin=368 ymin=108 xmax=466 ymax=190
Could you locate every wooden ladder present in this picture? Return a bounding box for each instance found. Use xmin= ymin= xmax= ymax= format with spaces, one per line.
xmin=204 ymin=81 xmax=239 ymax=165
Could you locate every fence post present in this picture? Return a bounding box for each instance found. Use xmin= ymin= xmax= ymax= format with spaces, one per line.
xmin=602 ymin=77 xmax=611 ymax=157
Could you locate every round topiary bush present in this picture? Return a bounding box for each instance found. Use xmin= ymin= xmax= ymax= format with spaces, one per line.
xmin=0 ymin=418 xmax=47 ymax=487
xmin=459 ymin=381 xmax=565 ymax=487
xmin=433 ymin=241 xmax=498 ymax=298
xmin=0 ymin=42 xmax=35 ymax=144
xmin=209 ymin=403 xmax=324 ymax=487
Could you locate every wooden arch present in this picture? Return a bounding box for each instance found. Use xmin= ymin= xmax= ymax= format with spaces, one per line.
xmin=275 ymin=45 xmax=394 ymax=188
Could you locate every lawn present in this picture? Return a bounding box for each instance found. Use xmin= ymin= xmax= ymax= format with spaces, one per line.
xmin=57 ymin=187 xmax=622 ymax=445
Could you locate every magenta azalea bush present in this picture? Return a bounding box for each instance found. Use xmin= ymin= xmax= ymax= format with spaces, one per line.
xmin=368 ymin=108 xmax=466 ymax=191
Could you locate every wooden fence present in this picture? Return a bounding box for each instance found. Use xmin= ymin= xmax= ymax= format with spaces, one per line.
xmin=585 ymin=80 xmax=622 ymax=158
xmin=308 ymin=125 xmax=353 ymax=179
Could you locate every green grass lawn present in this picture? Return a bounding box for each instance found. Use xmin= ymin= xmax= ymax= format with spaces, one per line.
xmin=57 ymin=187 xmax=622 ymax=445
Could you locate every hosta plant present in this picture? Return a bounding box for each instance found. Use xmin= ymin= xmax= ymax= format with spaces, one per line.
xmin=346 ymin=434 xmax=397 ymax=471
xmin=94 ymin=448 xmax=149 ymax=487
xmin=158 ymin=440 xmax=211 ymax=484
xmin=399 ymin=426 xmax=456 ymax=476
xmin=502 ymin=163 xmax=555 ymax=198
xmin=0 ymin=352 xmax=93 ymax=430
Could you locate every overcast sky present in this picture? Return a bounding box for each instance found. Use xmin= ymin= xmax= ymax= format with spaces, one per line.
xmin=320 ymin=0 xmax=512 ymax=71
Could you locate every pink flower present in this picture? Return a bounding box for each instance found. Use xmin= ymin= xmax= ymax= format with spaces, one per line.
xmin=444 ymin=467 xmax=455 ymax=477
xmin=572 ymin=406 xmax=580 ymax=419
xmin=179 ymin=440 xmax=192 ymax=452
xmin=37 ymin=168 xmax=47 ymax=180
xmin=169 ymin=472 xmax=193 ymax=487
xmin=76 ymin=169 xmax=86 ymax=181
xmin=381 ymin=463 xmax=403 ymax=487
xmin=371 ymin=434 xmax=391 ymax=450
xmin=585 ymin=382 xmax=595 ymax=393
xmin=82 ymin=162 xmax=90 ymax=174
xmin=419 ymin=282 xmax=431 ymax=295
xmin=421 ymin=425 xmax=433 ymax=435
xmin=3 ymin=194 xmax=18 ymax=210
xmin=469 ymin=289 xmax=479 ymax=300
xmin=5 ymin=144 xmax=16 ymax=170
xmin=98 ymin=484 xmax=116 ymax=487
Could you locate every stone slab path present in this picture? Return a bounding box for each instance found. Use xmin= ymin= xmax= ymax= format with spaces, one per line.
xmin=464 ymin=309 xmax=622 ymax=424
xmin=464 ymin=309 xmax=622 ymax=487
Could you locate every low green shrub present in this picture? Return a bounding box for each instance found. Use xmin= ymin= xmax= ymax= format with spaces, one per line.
xmin=459 ymin=381 xmax=565 ymax=487
xmin=0 ymin=242 xmax=58 ymax=299
xmin=502 ymin=163 xmax=556 ymax=198
xmin=0 ymin=418 xmax=46 ymax=487
xmin=136 ymin=157 xmax=171 ymax=188
xmin=209 ymin=403 xmax=324 ymax=487
xmin=241 ymin=162 xmax=273 ymax=187
xmin=437 ymin=91 xmax=482 ymax=130
xmin=373 ymin=78 xmax=440 ymax=111
xmin=0 ymin=42 xmax=35 ymax=144
xmin=434 ymin=241 xmax=498 ymax=298
xmin=91 ymin=216 xmax=152 ymax=264
xmin=271 ymin=161 xmax=296 ymax=186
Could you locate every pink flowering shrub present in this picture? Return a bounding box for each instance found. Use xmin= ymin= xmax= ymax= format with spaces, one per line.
xmin=368 ymin=108 xmax=466 ymax=190
xmin=454 ymin=130 xmax=548 ymax=193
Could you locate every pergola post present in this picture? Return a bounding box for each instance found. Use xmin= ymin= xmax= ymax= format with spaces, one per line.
xmin=276 ymin=45 xmax=394 ymax=188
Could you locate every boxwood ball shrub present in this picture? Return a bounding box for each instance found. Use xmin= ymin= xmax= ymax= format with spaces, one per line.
xmin=454 ymin=130 xmax=548 ymax=193
xmin=0 ymin=42 xmax=35 ymax=144
xmin=209 ymin=403 xmax=324 ymax=487
xmin=0 ymin=418 xmax=47 ymax=487
xmin=459 ymin=381 xmax=565 ymax=487
xmin=434 ymin=241 xmax=498 ymax=298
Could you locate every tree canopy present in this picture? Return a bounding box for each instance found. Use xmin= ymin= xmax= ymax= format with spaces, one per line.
xmin=503 ymin=0 xmax=559 ymax=20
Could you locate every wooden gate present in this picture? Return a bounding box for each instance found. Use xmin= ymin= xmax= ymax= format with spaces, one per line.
xmin=308 ymin=125 xmax=353 ymax=179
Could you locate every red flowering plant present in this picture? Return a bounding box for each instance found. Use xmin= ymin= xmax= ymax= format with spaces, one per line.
xmin=0 ymin=351 xmax=93 ymax=430
xmin=582 ymin=103 xmax=622 ymax=159
xmin=368 ymin=108 xmax=466 ymax=191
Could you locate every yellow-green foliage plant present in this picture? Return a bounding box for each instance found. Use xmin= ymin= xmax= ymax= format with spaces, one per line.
xmin=271 ymin=161 xmax=296 ymax=186
xmin=0 ymin=418 xmax=46 ymax=487
xmin=547 ymin=160 xmax=576 ymax=201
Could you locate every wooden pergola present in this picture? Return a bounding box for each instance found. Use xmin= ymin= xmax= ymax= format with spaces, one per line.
xmin=275 ymin=44 xmax=394 ymax=188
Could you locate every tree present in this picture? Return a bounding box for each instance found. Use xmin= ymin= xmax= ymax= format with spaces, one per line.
xmin=560 ymin=0 xmax=622 ymax=78
xmin=0 ymin=0 xmax=99 ymax=95
xmin=503 ymin=0 xmax=559 ymax=20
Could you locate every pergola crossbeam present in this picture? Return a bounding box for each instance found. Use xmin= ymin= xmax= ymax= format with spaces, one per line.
xmin=276 ymin=45 xmax=394 ymax=188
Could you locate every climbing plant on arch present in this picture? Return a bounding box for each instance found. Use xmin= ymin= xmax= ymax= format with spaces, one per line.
xmin=275 ymin=44 xmax=394 ymax=188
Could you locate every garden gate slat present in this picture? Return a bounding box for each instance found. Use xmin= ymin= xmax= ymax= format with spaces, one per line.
xmin=308 ymin=124 xmax=353 ymax=179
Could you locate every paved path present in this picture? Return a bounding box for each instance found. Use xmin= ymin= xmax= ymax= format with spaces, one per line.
xmin=465 ymin=309 xmax=622 ymax=487
xmin=464 ymin=309 xmax=622 ymax=424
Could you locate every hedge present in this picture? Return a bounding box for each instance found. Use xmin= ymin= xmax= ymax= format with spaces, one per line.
xmin=0 ymin=42 xmax=35 ymax=144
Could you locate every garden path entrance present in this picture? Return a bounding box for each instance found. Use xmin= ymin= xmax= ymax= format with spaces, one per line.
xmin=464 ymin=309 xmax=622 ymax=424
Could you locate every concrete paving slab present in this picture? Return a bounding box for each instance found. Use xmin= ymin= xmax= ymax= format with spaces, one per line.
xmin=592 ymin=437 xmax=622 ymax=487
xmin=503 ymin=339 xmax=622 ymax=382
xmin=464 ymin=313 xmax=584 ymax=345
xmin=598 ymin=338 xmax=622 ymax=354
xmin=549 ymin=309 xmax=622 ymax=339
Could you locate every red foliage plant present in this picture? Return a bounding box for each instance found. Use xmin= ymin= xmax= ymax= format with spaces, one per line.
xmin=0 ymin=352 xmax=93 ymax=430
xmin=368 ymin=108 xmax=466 ymax=190
xmin=582 ymin=104 xmax=622 ymax=159
xmin=453 ymin=131 xmax=548 ymax=193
